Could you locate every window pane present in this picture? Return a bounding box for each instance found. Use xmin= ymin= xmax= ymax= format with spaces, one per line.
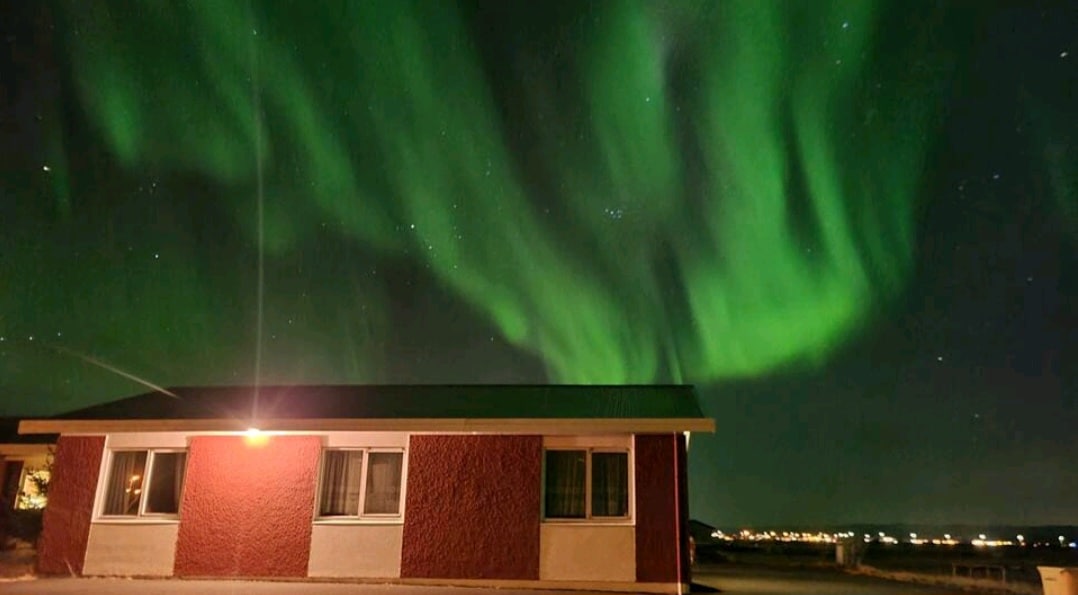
xmin=104 ymin=451 xmax=147 ymax=516
xmin=363 ymin=452 xmax=403 ymax=515
xmin=545 ymin=450 xmax=586 ymax=519
xmin=145 ymin=452 xmax=186 ymax=514
xmin=591 ymin=452 xmax=628 ymax=517
xmin=319 ymin=451 xmax=363 ymax=516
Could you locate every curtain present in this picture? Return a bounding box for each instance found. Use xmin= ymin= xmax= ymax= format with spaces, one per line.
xmin=319 ymin=450 xmax=363 ymax=516
xmin=591 ymin=452 xmax=628 ymax=517
xmin=145 ymin=452 xmax=186 ymax=514
xmin=173 ymin=453 xmax=186 ymax=508
xmin=104 ymin=451 xmax=147 ymax=515
xmin=363 ymin=452 xmax=403 ymax=514
xmin=544 ymin=450 xmax=586 ymax=518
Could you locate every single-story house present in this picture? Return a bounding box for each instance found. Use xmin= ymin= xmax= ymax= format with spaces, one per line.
xmin=18 ymin=384 xmax=713 ymax=593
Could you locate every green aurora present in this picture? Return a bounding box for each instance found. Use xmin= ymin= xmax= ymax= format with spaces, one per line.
xmin=5 ymin=0 xmax=966 ymax=407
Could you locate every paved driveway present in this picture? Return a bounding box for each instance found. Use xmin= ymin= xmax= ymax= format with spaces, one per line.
xmin=694 ymin=565 xmax=979 ymax=595
xmin=0 ymin=579 xmax=562 ymax=595
xmin=0 ymin=566 xmax=983 ymax=595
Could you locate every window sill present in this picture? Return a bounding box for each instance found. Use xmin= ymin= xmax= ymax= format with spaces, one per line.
xmin=92 ymin=517 xmax=180 ymax=525
xmin=541 ymin=519 xmax=635 ymax=527
xmin=312 ymin=518 xmax=404 ymax=526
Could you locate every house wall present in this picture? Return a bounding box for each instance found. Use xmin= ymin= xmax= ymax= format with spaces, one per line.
xmin=83 ymin=523 xmax=178 ymax=576
xmin=634 ymin=433 xmax=686 ymax=585
xmin=308 ymin=524 xmax=403 ymax=578
xmin=173 ymin=435 xmax=321 ymax=578
xmin=37 ymin=435 xmax=105 ymax=575
xmin=400 ymin=435 xmax=541 ymax=580
xmin=539 ymin=524 xmax=635 ymax=581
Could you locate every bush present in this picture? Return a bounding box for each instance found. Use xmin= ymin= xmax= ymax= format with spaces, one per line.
xmin=6 ymin=510 xmax=43 ymax=544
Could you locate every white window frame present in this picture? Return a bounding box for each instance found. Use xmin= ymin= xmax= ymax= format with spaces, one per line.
xmin=313 ymin=447 xmax=406 ymax=523
xmin=96 ymin=448 xmax=187 ymax=521
xmin=542 ymin=440 xmax=634 ymax=524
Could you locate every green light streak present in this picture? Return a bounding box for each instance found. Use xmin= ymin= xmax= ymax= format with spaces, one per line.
xmin=53 ymin=0 xmax=943 ymax=384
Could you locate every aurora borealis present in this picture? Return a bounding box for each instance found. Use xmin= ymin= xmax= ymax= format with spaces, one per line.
xmin=1 ymin=1 xmax=1074 ymax=524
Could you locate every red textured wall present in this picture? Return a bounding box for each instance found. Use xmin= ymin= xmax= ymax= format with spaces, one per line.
xmin=173 ymin=435 xmax=321 ymax=578
xmin=37 ymin=435 xmax=105 ymax=575
xmin=401 ymin=435 xmax=541 ymax=580
xmin=634 ymin=433 xmax=685 ymax=584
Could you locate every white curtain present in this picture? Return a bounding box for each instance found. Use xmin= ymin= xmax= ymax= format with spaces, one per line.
xmin=319 ymin=451 xmax=363 ymax=515
xmin=104 ymin=451 xmax=146 ymax=515
xmin=363 ymin=452 xmax=403 ymax=514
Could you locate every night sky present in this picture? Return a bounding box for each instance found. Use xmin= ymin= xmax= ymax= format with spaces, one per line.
xmin=1 ymin=1 xmax=1074 ymax=526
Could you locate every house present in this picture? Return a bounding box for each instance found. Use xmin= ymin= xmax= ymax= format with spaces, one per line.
xmin=0 ymin=419 xmax=55 ymax=544
xmin=18 ymin=385 xmax=713 ymax=592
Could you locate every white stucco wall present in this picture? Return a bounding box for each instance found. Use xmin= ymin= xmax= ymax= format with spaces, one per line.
xmin=104 ymin=432 xmax=189 ymax=448
xmin=307 ymin=524 xmax=403 ymax=578
xmin=82 ymin=522 xmax=179 ymax=576
xmin=323 ymin=432 xmax=408 ymax=448
xmin=539 ymin=524 xmax=635 ymax=581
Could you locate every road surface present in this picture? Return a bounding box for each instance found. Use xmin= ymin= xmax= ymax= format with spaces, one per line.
xmin=0 ymin=566 xmax=983 ymax=595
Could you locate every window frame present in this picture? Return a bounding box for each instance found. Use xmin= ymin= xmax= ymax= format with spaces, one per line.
xmin=313 ymin=447 xmax=406 ymax=523
xmin=96 ymin=448 xmax=188 ymax=521
xmin=542 ymin=445 xmax=633 ymax=524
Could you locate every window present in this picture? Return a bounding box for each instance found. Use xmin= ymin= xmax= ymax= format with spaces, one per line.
xmin=544 ymin=449 xmax=629 ymax=520
xmin=317 ymin=449 xmax=404 ymax=519
xmin=102 ymin=450 xmax=186 ymax=517
xmin=15 ymin=467 xmax=49 ymax=510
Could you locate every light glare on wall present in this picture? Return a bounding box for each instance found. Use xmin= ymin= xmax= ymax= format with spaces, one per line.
xmin=244 ymin=427 xmax=269 ymax=447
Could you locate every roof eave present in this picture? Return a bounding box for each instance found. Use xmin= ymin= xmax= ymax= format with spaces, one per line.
xmin=19 ymin=417 xmax=715 ymax=436
xmin=0 ymin=443 xmax=54 ymax=456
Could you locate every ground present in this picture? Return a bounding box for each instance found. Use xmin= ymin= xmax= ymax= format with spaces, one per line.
xmin=0 ymin=544 xmax=34 ymax=580
xmin=0 ymin=565 xmax=982 ymax=595
xmin=694 ymin=564 xmax=979 ymax=595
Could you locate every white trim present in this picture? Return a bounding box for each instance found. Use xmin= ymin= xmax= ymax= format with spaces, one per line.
xmin=20 ymin=417 xmax=716 ymax=435
xmin=544 ymin=435 xmax=631 ymax=449
xmin=91 ymin=435 xmax=112 ymax=522
xmin=105 ymin=432 xmax=188 ymax=449
xmin=323 ymin=431 xmax=408 ymax=448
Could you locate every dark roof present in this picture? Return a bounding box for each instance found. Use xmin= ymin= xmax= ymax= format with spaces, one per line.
xmin=51 ymin=385 xmax=705 ymax=422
